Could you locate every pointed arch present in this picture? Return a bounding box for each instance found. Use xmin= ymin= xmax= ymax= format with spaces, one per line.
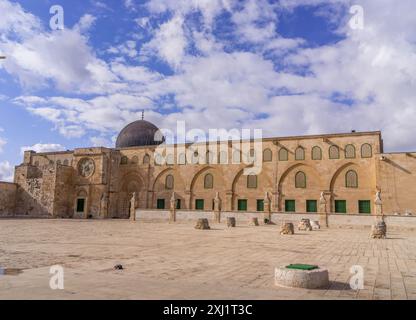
xmin=189 ymin=166 xmax=214 ymax=192
xmin=345 ymin=144 xmax=356 ymax=159
xmin=263 ymin=148 xmax=272 ymax=162
xmin=329 ymin=162 xmax=356 ymax=192
xmin=151 ymin=168 xmax=174 ymax=191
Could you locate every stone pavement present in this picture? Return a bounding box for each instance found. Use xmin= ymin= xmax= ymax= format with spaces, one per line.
xmin=0 ymin=219 xmax=415 ymax=300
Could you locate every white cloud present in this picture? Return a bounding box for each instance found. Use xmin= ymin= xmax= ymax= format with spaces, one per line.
xmin=90 ymin=136 xmax=112 ymax=147
xmin=74 ymin=14 xmax=97 ymax=32
xmin=20 ymin=143 xmax=65 ymax=155
xmin=2 ymin=0 xmax=416 ymax=153
xmin=142 ymin=15 xmax=187 ymax=69
xmin=0 ymin=136 xmax=6 ymax=153
xmin=107 ymin=40 xmax=138 ymax=58
xmin=0 ymin=6 xmax=117 ymax=94
xmin=124 ymin=0 xmax=135 ymax=10
xmin=0 ymin=161 xmax=13 ymax=182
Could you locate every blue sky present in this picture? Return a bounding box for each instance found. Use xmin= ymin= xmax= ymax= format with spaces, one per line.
xmin=1 ymin=0 xmax=416 ymax=181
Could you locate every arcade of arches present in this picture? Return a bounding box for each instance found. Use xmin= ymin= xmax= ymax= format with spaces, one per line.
xmin=3 ymin=122 xmax=416 ymax=218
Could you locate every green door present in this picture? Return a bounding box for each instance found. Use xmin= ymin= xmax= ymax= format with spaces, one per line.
xmin=358 ymin=200 xmax=371 ymax=214
xmin=285 ymin=200 xmax=296 ymax=212
xmin=76 ymin=198 xmax=85 ymax=212
xmin=157 ymin=199 xmax=165 ymax=209
xmin=335 ymin=200 xmax=347 ymax=213
xmin=176 ymin=199 xmax=181 ymax=209
xmin=257 ymin=199 xmax=264 ymax=211
xmin=238 ymin=199 xmax=247 ymax=211
xmin=306 ymin=200 xmax=317 ymax=213
xmin=195 ymin=199 xmax=204 ymax=210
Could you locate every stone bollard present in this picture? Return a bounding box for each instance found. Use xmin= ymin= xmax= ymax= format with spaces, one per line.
xmin=195 ymin=218 xmax=210 ymax=230
xmin=280 ymin=222 xmax=294 ymax=235
xmin=249 ymin=217 xmax=259 ymax=226
xmin=298 ymin=218 xmax=312 ymax=231
xmin=227 ymin=217 xmax=236 ymax=228
xmin=370 ymin=220 xmax=387 ymax=239
xmin=310 ymin=220 xmax=320 ymax=230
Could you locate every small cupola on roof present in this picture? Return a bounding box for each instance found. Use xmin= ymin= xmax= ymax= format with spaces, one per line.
xmin=115 ymin=114 xmax=165 ymax=148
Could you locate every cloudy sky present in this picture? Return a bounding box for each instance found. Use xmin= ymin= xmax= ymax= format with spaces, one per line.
xmin=0 ymin=0 xmax=416 ymax=181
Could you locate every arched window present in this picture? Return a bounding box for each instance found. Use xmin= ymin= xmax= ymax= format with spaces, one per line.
xmin=143 ymin=154 xmax=150 ymax=164
xmin=154 ymin=153 xmax=163 ymax=165
xmin=295 ymin=147 xmax=305 ymax=160
xmin=279 ymin=148 xmax=288 ymax=161
xmin=219 ymin=151 xmax=228 ymax=164
xmin=345 ymin=170 xmax=358 ymax=188
xmin=329 ymin=145 xmax=340 ymax=159
xmin=121 ymin=156 xmax=128 ymax=165
xmin=34 ymin=161 xmax=39 ymax=167
xmin=247 ymin=174 xmax=257 ymax=188
xmin=204 ymin=173 xmax=213 ymax=189
xmin=311 ymin=146 xmax=322 ymax=160
xmin=345 ymin=145 xmax=356 ymax=159
xmin=178 ymin=152 xmax=186 ymax=165
xmin=63 ymin=160 xmax=69 ymax=166
xmin=165 ymin=174 xmax=174 ymax=189
xmin=295 ymin=171 xmax=306 ymax=188
xmin=166 ymin=154 xmax=174 ymax=165
xmin=232 ymin=149 xmax=241 ymax=164
xmin=131 ymin=155 xmax=138 ymax=164
xmin=263 ymin=148 xmax=272 ymax=162
xmin=361 ymin=144 xmax=372 ymax=158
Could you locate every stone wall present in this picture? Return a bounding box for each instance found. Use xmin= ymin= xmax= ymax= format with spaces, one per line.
xmin=14 ymin=164 xmax=57 ymax=217
xmin=0 ymin=182 xmax=17 ymax=216
xmin=135 ymin=209 xmax=416 ymax=230
xmin=53 ymin=165 xmax=75 ymax=218
xmin=377 ymin=152 xmax=416 ymax=214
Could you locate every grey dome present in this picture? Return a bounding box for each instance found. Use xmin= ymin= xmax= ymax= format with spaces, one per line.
xmin=116 ymin=120 xmax=164 ymax=148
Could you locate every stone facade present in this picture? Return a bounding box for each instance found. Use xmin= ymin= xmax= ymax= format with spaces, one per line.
xmin=0 ymin=182 xmax=16 ymax=216
xmin=2 ymin=129 xmax=416 ymax=218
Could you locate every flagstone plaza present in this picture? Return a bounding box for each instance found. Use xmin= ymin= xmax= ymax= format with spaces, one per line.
xmin=1 ymin=219 xmax=415 ymax=300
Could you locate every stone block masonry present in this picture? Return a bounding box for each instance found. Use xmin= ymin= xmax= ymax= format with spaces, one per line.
xmin=0 ymin=182 xmax=17 ymax=216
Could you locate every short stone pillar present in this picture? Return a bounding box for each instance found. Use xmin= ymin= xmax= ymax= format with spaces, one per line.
xmin=169 ymin=192 xmax=176 ymax=223
xmin=280 ymin=222 xmax=294 ymax=235
xmin=249 ymin=217 xmax=259 ymax=226
xmin=319 ymin=192 xmax=328 ymax=228
xmin=298 ymin=218 xmax=312 ymax=231
xmin=195 ymin=218 xmax=210 ymax=230
xmin=275 ymin=265 xmax=329 ymax=289
xmin=263 ymin=192 xmax=271 ymax=223
xmin=371 ymin=220 xmax=387 ymax=239
xmin=213 ymin=192 xmax=221 ymax=223
xmin=311 ymin=220 xmax=320 ymax=230
xmin=227 ymin=217 xmax=236 ymax=228
xmin=130 ymin=192 xmax=136 ymax=221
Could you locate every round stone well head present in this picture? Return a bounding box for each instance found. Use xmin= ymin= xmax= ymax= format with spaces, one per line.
xmin=275 ymin=264 xmax=329 ymax=289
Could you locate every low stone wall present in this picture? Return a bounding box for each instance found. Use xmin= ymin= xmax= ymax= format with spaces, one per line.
xmin=0 ymin=182 xmax=17 ymax=216
xmin=135 ymin=209 xmax=416 ymax=230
